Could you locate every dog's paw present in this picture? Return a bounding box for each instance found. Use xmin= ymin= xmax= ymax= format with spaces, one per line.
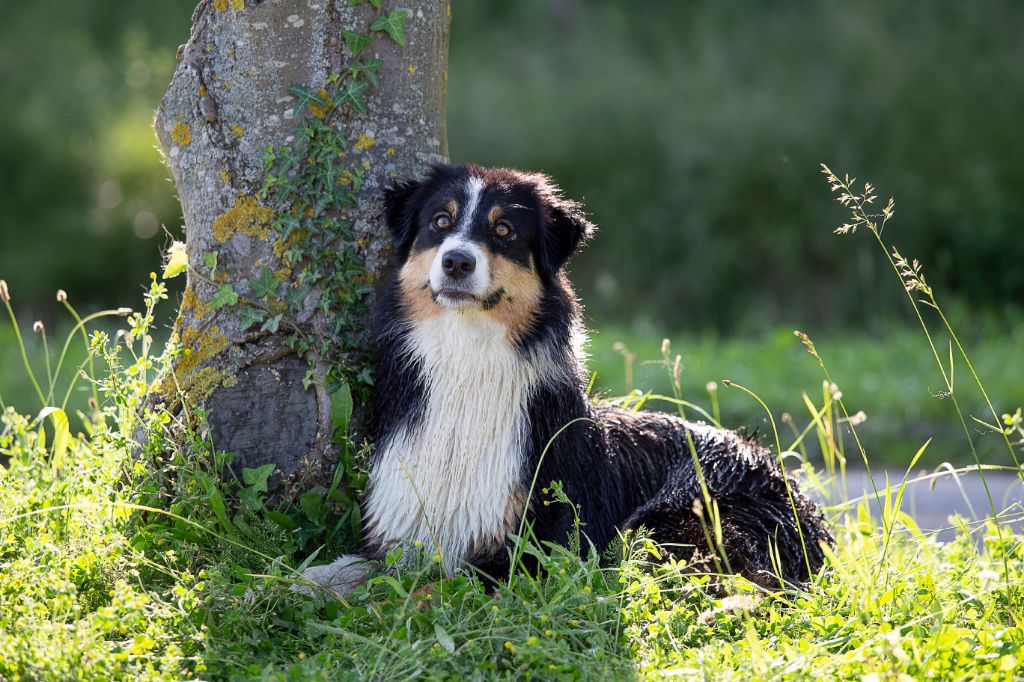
xmin=290 ymin=554 xmax=374 ymax=601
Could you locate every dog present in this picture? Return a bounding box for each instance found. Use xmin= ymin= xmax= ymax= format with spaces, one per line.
xmin=299 ymin=163 xmax=831 ymax=596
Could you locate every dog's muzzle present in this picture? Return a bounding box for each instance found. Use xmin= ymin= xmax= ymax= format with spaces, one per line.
xmin=430 ymin=239 xmax=490 ymax=306
xmin=441 ymin=250 xmax=476 ymax=280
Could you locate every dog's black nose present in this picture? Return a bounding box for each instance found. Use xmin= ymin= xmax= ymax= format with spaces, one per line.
xmin=442 ymin=250 xmax=476 ymax=279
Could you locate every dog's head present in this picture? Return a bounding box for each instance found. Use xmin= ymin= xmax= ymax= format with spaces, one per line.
xmin=383 ymin=164 xmax=593 ymax=319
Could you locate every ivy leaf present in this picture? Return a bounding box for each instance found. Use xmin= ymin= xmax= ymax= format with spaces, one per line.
xmin=260 ymin=313 xmax=282 ymax=334
xmin=349 ymin=59 xmax=383 ymax=88
xmin=336 ymin=77 xmax=369 ymax=115
xmin=299 ymin=491 xmax=325 ymax=522
xmin=369 ymin=0 xmax=382 ymax=8
xmin=276 ymin=213 xmax=301 ymax=240
xmin=243 ymin=463 xmax=276 ymax=494
xmin=370 ymin=9 xmax=408 ymax=47
xmin=203 ymin=251 xmax=218 ymax=279
xmin=288 ymin=83 xmax=329 ymax=114
xmin=210 ymin=283 xmax=239 ymax=310
xmin=251 ymin=266 xmax=280 ymax=300
xmin=285 ymin=284 xmax=312 ymax=310
xmin=342 ymin=29 xmax=372 ymax=58
xmin=162 ymin=241 xmax=188 ymax=280
xmin=238 ymin=306 xmax=266 ymax=331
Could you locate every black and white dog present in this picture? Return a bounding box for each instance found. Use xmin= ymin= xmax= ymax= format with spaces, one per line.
xmin=300 ymin=163 xmax=831 ymax=596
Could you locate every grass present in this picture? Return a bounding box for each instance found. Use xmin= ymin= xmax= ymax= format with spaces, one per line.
xmin=1 ymin=172 xmax=1023 ymax=680
xmin=1 ymin=400 xmax=1021 ymax=680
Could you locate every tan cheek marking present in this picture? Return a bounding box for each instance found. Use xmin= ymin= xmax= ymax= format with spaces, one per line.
xmin=446 ymin=200 xmax=458 ymax=220
xmin=488 ymin=254 xmax=542 ymax=341
xmin=398 ymin=248 xmax=441 ymax=320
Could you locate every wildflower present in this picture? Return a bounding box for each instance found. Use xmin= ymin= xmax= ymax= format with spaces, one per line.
xmin=33 ymin=321 xmax=44 ymax=333
xmin=706 ymin=381 xmax=718 ymax=395
xmin=56 ymin=289 xmax=67 ymax=302
xmin=0 ymin=280 xmax=9 ymax=302
xmin=504 ymin=641 xmax=517 ymax=655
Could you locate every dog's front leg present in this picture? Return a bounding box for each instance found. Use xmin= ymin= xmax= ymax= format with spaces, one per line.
xmin=294 ymin=554 xmax=375 ymax=599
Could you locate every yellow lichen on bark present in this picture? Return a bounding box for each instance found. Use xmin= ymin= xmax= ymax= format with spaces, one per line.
xmin=212 ymin=195 xmax=275 ymax=243
xmin=213 ymin=0 xmax=244 ymax=11
xmin=180 ymin=285 xmax=210 ymax=319
xmin=354 ymin=133 xmax=376 ymax=151
xmin=179 ymin=366 xmax=229 ymax=403
xmin=272 ymin=229 xmax=304 ymax=260
xmin=156 ymin=325 xmax=231 ymax=402
xmin=171 ymin=121 xmax=192 ymax=145
xmin=177 ymin=326 xmax=229 ymax=377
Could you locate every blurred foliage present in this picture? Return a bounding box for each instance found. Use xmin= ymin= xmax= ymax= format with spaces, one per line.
xmin=1 ymin=0 xmax=1023 ymax=332
xmin=448 ymin=0 xmax=1024 ymax=330
xmin=0 ymin=0 xmax=193 ymax=316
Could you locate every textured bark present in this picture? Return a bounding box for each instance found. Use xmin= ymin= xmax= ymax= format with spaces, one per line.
xmin=154 ymin=0 xmax=449 ymax=492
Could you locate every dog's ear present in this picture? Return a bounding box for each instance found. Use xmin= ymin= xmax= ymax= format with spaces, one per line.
xmin=383 ymin=177 xmax=422 ymax=261
xmin=537 ymin=187 xmax=595 ymax=280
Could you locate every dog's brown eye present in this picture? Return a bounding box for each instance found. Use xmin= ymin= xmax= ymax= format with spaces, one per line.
xmin=494 ymin=222 xmax=512 ymax=238
xmin=433 ymin=212 xmax=452 ymax=229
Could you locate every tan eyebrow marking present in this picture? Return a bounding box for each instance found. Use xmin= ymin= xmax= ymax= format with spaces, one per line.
xmin=487 ymin=205 xmax=504 ymax=224
xmin=445 ymin=200 xmax=458 ymax=218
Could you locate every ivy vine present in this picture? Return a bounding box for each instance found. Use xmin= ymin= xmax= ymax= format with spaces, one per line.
xmin=225 ymin=5 xmax=409 ymax=406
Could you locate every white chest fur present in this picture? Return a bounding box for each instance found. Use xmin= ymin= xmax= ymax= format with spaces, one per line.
xmin=365 ymin=311 xmax=538 ymax=573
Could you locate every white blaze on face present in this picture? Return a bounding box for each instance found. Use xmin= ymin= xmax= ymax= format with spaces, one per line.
xmin=429 ymin=176 xmax=491 ymax=302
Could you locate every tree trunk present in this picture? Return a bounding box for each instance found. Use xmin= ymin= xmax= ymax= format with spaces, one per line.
xmin=154 ymin=0 xmax=448 ymax=494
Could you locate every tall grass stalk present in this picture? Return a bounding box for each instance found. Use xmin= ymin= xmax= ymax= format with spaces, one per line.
xmin=0 ymin=280 xmax=45 ymax=407
xmin=822 ymin=165 xmax=1021 ymax=605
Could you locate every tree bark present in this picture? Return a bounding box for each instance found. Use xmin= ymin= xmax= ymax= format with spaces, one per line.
xmin=154 ymin=0 xmax=448 ymax=493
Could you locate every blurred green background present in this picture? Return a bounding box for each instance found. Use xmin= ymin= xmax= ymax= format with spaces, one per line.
xmin=1 ymin=0 xmax=1021 ymax=467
